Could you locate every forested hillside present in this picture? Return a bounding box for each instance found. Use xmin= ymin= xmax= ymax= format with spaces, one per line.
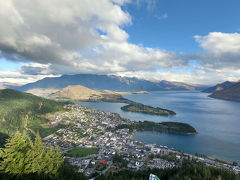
xmin=97 ymin=161 xmax=240 ymax=180
xmin=0 ymin=89 xmax=67 ymax=136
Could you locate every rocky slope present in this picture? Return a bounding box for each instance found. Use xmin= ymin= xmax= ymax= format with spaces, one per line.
xmin=202 ymin=81 xmax=236 ymax=93
xmin=209 ymin=82 xmax=240 ymax=102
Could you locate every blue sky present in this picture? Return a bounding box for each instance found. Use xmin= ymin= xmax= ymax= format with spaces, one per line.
xmin=0 ymin=58 xmax=23 ymax=71
xmin=0 ymin=0 xmax=240 ymax=85
xmin=124 ymin=0 xmax=240 ymax=52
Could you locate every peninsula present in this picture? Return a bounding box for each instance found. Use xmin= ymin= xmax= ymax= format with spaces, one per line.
xmin=121 ymin=104 xmax=176 ymax=116
xmin=47 ymin=85 xmax=176 ymax=116
xmin=115 ymin=121 xmax=197 ymax=134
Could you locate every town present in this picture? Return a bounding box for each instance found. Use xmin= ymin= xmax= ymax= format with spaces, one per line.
xmin=43 ymin=104 xmax=240 ymax=179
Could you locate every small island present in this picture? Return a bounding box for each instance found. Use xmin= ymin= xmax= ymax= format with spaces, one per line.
xmin=121 ymin=103 xmax=176 ymax=116
xmin=116 ymin=121 xmax=197 ymax=135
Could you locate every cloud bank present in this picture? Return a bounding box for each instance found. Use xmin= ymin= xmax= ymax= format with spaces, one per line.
xmin=194 ymin=32 xmax=240 ymax=69
xmin=0 ymin=0 xmax=239 ymax=85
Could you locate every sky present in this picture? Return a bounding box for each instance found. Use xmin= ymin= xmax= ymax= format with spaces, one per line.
xmin=0 ymin=0 xmax=240 ymax=86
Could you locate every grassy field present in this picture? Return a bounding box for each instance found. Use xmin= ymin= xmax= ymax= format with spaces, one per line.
xmin=66 ymin=147 xmax=99 ymax=157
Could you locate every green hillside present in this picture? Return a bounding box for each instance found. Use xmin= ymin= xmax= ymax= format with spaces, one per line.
xmin=0 ymin=89 xmax=67 ymax=136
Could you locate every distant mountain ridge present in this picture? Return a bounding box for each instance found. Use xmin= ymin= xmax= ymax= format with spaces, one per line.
xmin=209 ymin=81 xmax=240 ymax=102
xmin=202 ymin=81 xmax=236 ymax=93
xmin=11 ymin=74 xmax=206 ymax=92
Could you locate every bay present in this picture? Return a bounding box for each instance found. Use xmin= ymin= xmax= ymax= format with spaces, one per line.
xmin=76 ymin=91 xmax=240 ymax=163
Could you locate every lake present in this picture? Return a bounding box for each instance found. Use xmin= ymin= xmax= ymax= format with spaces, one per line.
xmin=76 ymin=91 xmax=240 ymax=163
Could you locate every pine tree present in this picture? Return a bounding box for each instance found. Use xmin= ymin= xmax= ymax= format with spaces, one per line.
xmin=0 ymin=131 xmax=32 ymax=174
xmin=28 ymin=132 xmax=64 ymax=175
xmin=0 ymin=131 xmax=64 ymax=175
xmin=43 ymin=145 xmax=63 ymax=175
xmin=29 ymin=132 xmax=47 ymax=174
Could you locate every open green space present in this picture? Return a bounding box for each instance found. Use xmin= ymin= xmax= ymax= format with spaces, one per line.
xmin=66 ymin=147 xmax=99 ymax=157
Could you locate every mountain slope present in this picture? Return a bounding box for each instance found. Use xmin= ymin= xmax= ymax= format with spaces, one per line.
xmin=48 ymin=85 xmax=141 ymax=105
xmin=12 ymin=74 xmax=205 ymax=91
xmin=49 ymin=85 xmax=102 ymax=100
xmin=209 ymin=82 xmax=240 ymax=102
xmin=202 ymin=81 xmax=236 ymax=93
xmin=0 ymin=89 xmax=67 ymax=136
xmin=157 ymin=80 xmax=200 ymax=90
xmin=26 ymin=88 xmax=59 ymax=97
xmin=49 ymin=85 xmax=119 ymax=100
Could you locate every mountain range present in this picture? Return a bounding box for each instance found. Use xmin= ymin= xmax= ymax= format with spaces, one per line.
xmin=202 ymin=81 xmax=236 ymax=93
xmin=209 ymin=81 xmax=240 ymax=102
xmin=11 ymin=74 xmax=206 ymax=92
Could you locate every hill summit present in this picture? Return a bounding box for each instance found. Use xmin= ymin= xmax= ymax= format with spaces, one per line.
xmin=48 ymin=85 xmax=141 ymax=103
xmin=49 ymin=85 xmax=107 ymax=100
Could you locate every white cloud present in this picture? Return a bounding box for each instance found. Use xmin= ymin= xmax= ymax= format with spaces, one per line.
xmin=135 ymin=0 xmax=157 ymax=11
xmin=0 ymin=1 xmax=239 ymax=86
xmin=115 ymin=67 xmax=240 ymax=85
xmin=1 ymin=60 xmax=240 ymax=86
xmin=0 ymin=0 xmax=183 ymax=76
xmin=112 ymin=0 xmax=131 ymax=5
xmin=0 ymin=0 xmax=131 ymax=65
xmin=21 ymin=63 xmax=51 ymax=75
xmin=195 ymin=32 xmax=240 ymax=55
xmin=156 ymin=13 xmax=168 ymax=20
xmin=0 ymin=70 xmax=57 ymax=86
xmin=194 ymin=32 xmax=240 ymax=69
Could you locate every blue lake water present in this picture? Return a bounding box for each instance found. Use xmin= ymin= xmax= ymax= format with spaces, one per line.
xmin=76 ymin=91 xmax=240 ymax=163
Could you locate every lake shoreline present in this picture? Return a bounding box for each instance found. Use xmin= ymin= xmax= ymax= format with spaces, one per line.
xmin=76 ymin=91 xmax=240 ymax=163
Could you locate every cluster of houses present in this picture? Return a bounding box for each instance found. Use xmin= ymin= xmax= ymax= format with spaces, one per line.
xmin=43 ymin=104 xmax=240 ymax=177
